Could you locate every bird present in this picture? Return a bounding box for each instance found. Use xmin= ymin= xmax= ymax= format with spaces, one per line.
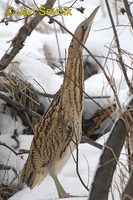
xmin=21 ymin=6 xmax=99 ymax=198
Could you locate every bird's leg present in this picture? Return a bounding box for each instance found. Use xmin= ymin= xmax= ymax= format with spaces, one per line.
xmin=51 ymin=173 xmax=69 ymax=198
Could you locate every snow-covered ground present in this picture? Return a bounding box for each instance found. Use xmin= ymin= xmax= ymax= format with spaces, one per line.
xmin=0 ymin=0 xmax=132 ymax=199
xmin=1 ymin=134 xmax=102 ymax=200
xmin=0 ymin=132 xmax=128 ymax=200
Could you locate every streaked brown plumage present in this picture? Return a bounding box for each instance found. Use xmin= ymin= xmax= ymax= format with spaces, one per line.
xmin=21 ymin=7 xmax=99 ymax=198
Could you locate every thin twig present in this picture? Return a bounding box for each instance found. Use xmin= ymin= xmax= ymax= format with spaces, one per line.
xmin=88 ymin=118 xmax=127 ymax=200
xmin=94 ymin=25 xmax=130 ymax=32
xmin=105 ymin=0 xmax=133 ymax=94
xmin=0 ymin=141 xmax=29 ymax=155
xmin=71 ymin=136 xmax=90 ymax=192
xmin=11 ymin=129 xmax=20 ymax=149
xmin=0 ymin=164 xmax=18 ymax=177
xmin=53 ymin=21 xmax=64 ymax=68
xmin=35 ymin=91 xmax=110 ymax=99
xmin=81 ymin=136 xmax=103 ymax=150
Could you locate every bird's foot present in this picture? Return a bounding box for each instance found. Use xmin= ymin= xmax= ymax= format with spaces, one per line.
xmin=58 ymin=192 xmax=87 ymax=198
xmin=58 ymin=191 xmax=70 ymax=198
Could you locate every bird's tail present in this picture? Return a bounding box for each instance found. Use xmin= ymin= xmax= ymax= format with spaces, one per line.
xmin=21 ymin=158 xmax=48 ymax=189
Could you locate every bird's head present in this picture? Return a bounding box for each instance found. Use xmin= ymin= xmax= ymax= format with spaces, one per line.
xmin=68 ymin=6 xmax=100 ymax=57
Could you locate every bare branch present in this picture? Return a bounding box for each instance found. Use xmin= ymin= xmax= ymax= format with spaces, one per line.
xmin=0 ymin=0 xmax=56 ymax=70
xmin=122 ymin=170 xmax=133 ymax=200
xmin=11 ymin=129 xmax=20 ymax=149
xmin=0 ymin=164 xmax=18 ymax=177
xmin=88 ymin=118 xmax=127 ymax=200
xmin=0 ymin=141 xmax=29 ymax=155
xmin=123 ymin=0 xmax=133 ymax=30
xmin=81 ymin=136 xmax=103 ymax=150
xmin=0 ymin=92 xmax=41 ymax=119
xmin=36 ymin=91 xmax=110 ymax=99
xmin=71 ymin=136 xmax=90 ymax=192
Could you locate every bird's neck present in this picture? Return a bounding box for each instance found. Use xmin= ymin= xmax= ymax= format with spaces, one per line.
xmin=60 ymin=52 xmax=84 ymax=116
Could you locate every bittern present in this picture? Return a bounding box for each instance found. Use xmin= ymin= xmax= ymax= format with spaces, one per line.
xmin=21 ymin=7 xmax=99 ymax=198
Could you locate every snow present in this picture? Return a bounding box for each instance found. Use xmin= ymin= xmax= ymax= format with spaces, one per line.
xmin=0 ymin=113 xmax=24 ymax=135
xmin=0 ymin=0 xmax=132 ymax=199
xmin=0 ymin=133 xmax=125 ymax=200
